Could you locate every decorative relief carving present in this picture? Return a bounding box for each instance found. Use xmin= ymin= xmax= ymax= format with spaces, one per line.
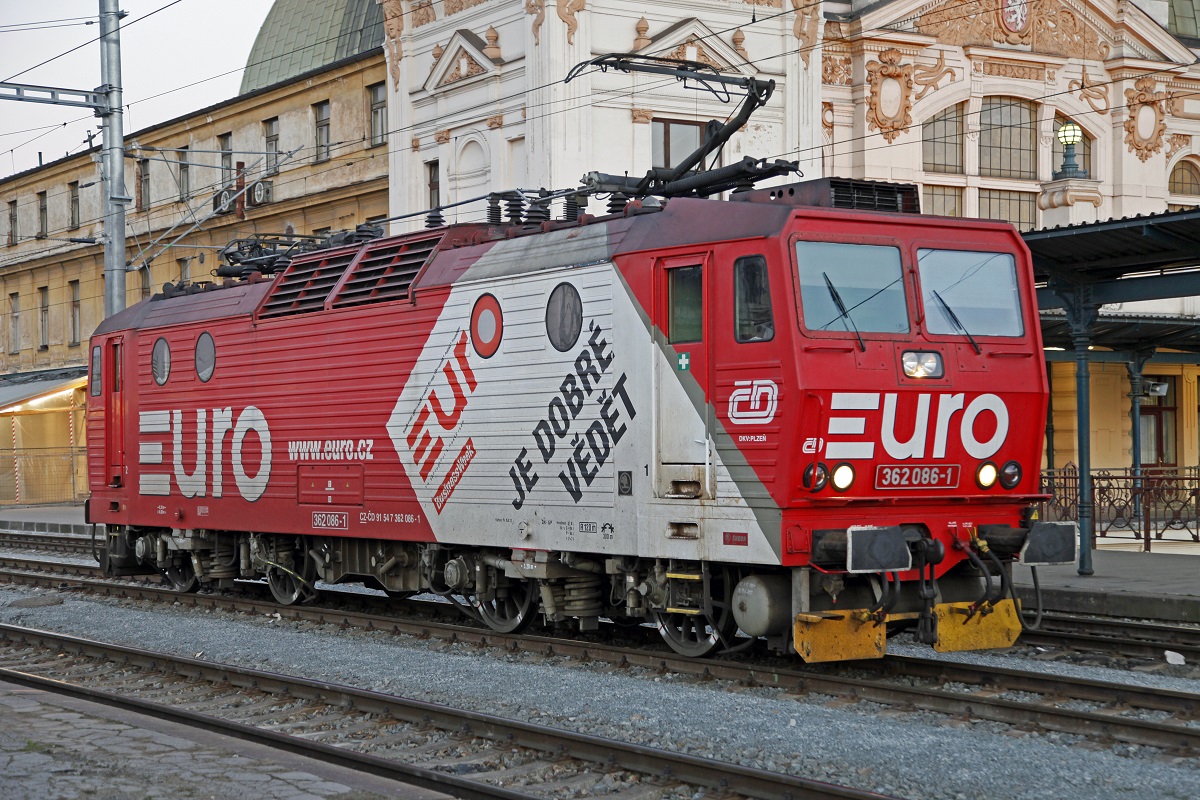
xmin=732 ymin=29 xmax=748 ymax=62
xmin=487 ymin=114 xmax=504 ymax=129
xmin=381 ymin=0 xmax=403 ymax=89
xmin=435 ymin=129 xmax=451 ymax=144
xmin=527 ymin=0 xmax=545 ymax=46
xmin=412 ymin=0 xmax=436 ymax=28
xmin=913 ymin=50 xmax=956 ymax=101
xmin=1038 ymin=183 xmax=1103 ymax=210
xmin=1124 ymin=76 xmax=1168 ymax=162
xmin=983 ymin=60 xmax=1043 ymax=81
xmin=483 ymin=25 xmax=501 ymax=60
xmin=865 ymin=49 xmax=913 ymax=143
xmin=741 ymin=0 xmax=782 ymax=6
xmin=792 ymin=0 xmax=818 ymax=69
xmin=666 ymin=40 xmax=720 ymax=69
xmin=445 ymin=0 xmax=486 ymax=14
xmin=438 ymin=52 xmax=487 ymax=87
xmin=1168 ymin=134 xmax=1191 ymax=158
xmin=412 ymin=136 xmax=421 ymax=151
xmin=822 ymin=102 xmax=834 ymax=139
xmin=556 ymin=0 xmax=586 ymax=46
xmin=1070 ymin=67 xmax=1109 ymax=115
xmin=631 ymin=108 xmax=653 ymax=124
xmin=1166 ymin=87 xmax=1200 ymax=121
xmin=633 ymin=16 xmax=650 ymax=50
xmin=432 ymin=43 xmax=444 ymax=63
xmin=823 ymin=54 xmax=852 ymax=86
xmin=917 ymin=0 xmax=1108 ymax=61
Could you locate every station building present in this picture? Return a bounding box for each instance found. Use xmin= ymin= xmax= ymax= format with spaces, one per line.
xmin=4 ymin=0 xmax=1200 ymax=505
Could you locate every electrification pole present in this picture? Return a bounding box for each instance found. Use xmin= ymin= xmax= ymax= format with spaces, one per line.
xmin=0 ymin=0 xmax=128 ymax=318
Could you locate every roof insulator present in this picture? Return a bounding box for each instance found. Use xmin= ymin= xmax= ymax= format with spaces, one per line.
xmin=425 ymin=208 xmax=445 ymax=228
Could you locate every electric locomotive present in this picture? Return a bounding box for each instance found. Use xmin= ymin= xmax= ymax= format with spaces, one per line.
xmin=86 ymin=173 xmax=1073 ymax=663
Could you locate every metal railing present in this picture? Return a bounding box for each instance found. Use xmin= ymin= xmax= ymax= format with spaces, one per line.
xmin=1039 ymin=464 xmax=1200 ymax=552
xmin=0 ymin=447 xmax=87 ymax=505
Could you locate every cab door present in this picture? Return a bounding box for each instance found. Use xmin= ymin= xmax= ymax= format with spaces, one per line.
xmin=105 ymin=337 xmax=125 ymax=487
xmin=655 ymin=254 xmax=711 ymax=495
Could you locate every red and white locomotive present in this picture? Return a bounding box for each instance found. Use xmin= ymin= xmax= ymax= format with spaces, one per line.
xmin=86 ymin=172 xmax=1073 ymax=662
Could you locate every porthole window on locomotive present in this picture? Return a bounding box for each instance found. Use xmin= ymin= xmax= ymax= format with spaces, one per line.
xmin=194 ymin=332 xmax=216 ymax=382
xmin=471 ymin=293 xmax=504 ymax=358
xmin=545 ymin=282 xmax=583 ymax=352
xmin=151 ymin=337 xmax=171 ymax=385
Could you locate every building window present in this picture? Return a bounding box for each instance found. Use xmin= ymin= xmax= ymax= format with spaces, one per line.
xmin=138 ymin=158 xmax=150 ymax=211
xmin=69 ymin=280 xmax=81 ymax=346
xmin=218 ymin=132 xmax=233 ymax=185
xmin=652 ymin=119 xmax=704 ymax=170
xmin=7 ymin=200 xmax=16 ymax=245
xmin=980 ymin=97 xmax=1036 ymax=180
xmin=38 ymin=286 xmax=49 ymax=349
xmin=369 ymin=82 xmax=387 ymax=147
xmin=141 ymin=268 xmax=152 ymax=299
xmin=1168 ymin=160 xmax=1200 ymax=211
xmin=8 ymin=293 xmax=18 ymax=353
xmin=923 ymin=185 xmax=963 ymax=217
xmin=314 ymin=101 xmax=331 ymax=162
xmin=979 ymin=189 xmax=1037 ymax=231
xmin=69 ymin=181 xmax=80 ymax=229
xmin=264 ymin=118 xmax=279 ymax=174
xmin=177 ymin=257 xmax=190 ymax=284
xmin=178 ymin=146 xmax=190 ymax=201
xmin=922 ymin=104 xmax=964 ymax=174
xmin=36 ymin=191 xmax=47 ymax=238
xmin=427 ymin=160 xmax=440 ymax=208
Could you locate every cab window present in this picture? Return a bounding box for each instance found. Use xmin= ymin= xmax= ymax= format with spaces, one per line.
xmin=668 ymin=266 xmax=703 ymax=343
xmin=90 ymin=345 xmax=102 ymax=396
xmin=917 ymin=249 xmax=1023 ymax=337
xmin=734 ymin=255 xmax=773 ymax=342
xmin=795 ymin=241 xmax=908 ymax=334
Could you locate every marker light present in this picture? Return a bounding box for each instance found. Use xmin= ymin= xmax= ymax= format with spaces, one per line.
xmin=976 ymin=461 xmax=999 ymax=489
xmin=999 ymin=460 xmax=1022 ymax=489
xmin=803 ymin=462 xmax=829 ymax=491
xmin=902 ymin=351 xmax=944 ymax=379
xmin=831 ymin=462 xmax=856 ymax=492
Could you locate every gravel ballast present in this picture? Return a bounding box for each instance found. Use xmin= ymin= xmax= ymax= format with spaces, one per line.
xmin=0 ymin=585 xmax=1198 ymax=799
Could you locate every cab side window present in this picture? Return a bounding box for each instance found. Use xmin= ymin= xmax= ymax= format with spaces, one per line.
xmin=668 ymin=265 xmax=703 ymax=343
xmin=734 ymin=255 xmax=773 ymax=342
xmin=90 ymin=345 xmax=102 ymax=396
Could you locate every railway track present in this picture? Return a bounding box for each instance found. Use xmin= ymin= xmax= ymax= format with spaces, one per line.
xmin=2 ymin=554 xmax=1199 ymax=756
xmin=0 ymin=530 xmax=96 ymax=556
xmin=0 ymin=622 xmax=887 ymax=800
xmin=1019 ymin=612 xmax=1200 ymax=661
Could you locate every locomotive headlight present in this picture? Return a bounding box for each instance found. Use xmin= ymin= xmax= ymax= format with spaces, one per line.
xmin=999 ymin=460 xmax=1022 ymax=489
xmin=831 ymin=462 xmax=856 ymax=492
xmin=803 ymin=462 xmax=829 ymax=491
xmin=902 ymin=351 xmax=944 ymax=379
xmin=976 ymin=461 xmax=999 ymax=489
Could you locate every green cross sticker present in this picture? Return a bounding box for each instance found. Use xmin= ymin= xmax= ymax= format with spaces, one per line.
xmin=677 ymin=352 xmax=690 ymax=371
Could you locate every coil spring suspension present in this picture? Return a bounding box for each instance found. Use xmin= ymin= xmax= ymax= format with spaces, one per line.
xmin=203 ymin=537 xmax=239 ymax=580
xmin=557 ymin=574 xmax=604 ymax=617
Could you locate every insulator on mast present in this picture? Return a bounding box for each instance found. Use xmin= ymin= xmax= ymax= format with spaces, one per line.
xmin=486 ymin=193 xmax=502 ymax=225
xmin=607 ymin=192 xmax=628 ymax=214
xmin=504 ymin=192 xmax=525 ymax=224
xmin=564 ymin=194 xmax=581 ymax=221
xmin=425 ymin=208 xmax=445 ymax=228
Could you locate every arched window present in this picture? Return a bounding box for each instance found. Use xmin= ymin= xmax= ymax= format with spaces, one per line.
xmin=922 ymin=103 xmax=964 ymax=174
xmin=1052 ymin=115 xmax=1092 ymax=177
xmin=1169 ymin=160 xmax=1200 ymax=211
xmin=980 ymin=97 xmax=1036 ymax=179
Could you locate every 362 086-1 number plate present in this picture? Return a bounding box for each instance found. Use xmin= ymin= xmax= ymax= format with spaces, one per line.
xmin=875 ymin=464 xmax=960 ymax=490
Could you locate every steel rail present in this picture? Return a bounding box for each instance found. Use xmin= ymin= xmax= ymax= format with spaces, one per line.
xmin=0 ymin=531 xmax=95 ymax=555
xmin=3 ymin=560 xmax=1199 ymax=751
xmin=0 ymin=623 xmax=890 ymax=800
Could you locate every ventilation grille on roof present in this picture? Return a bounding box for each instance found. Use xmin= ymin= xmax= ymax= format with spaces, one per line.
xmin=828 ymin=178 xmax=920 ymax=213
xmin=257 ymin=246 xmax=360 ymax=319
xmin=329 ymin=233 xmax=441 ymax=309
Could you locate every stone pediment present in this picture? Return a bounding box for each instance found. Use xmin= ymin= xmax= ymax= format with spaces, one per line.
xmin=858 ymin=0 xmax=1195 ymax=65
xmin=638 ymin=18 xmax=755 ymax=76
xmin=425 ymin=30 xmax=500 ymax=93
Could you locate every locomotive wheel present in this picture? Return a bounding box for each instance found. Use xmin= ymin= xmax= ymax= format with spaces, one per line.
xmin=162 ymin=559 xmax=198 ymax=593
xmin=266 ymin=538 xmax=316 ymax=606
xmin=475 ymin=579 xmax=537 ymax=634
xmin=654 ymin=568 xmax=737 ymax=658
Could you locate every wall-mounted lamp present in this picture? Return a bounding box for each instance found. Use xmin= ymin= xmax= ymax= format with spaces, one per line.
xmin=1054 ymin=121 xmax=1087 ymax=179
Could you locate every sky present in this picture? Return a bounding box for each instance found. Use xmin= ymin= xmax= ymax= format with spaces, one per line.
xmin=0 ymin=0 xmax=275 ymax=179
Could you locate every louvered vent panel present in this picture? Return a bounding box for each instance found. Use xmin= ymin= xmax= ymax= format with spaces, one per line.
xmin=829 ymin=179 xmax=920 ymax=214
xmin=329 ymin=233 xmax=442 ymax=309
xmin=258 ymin=247 xmax=359 ymax=319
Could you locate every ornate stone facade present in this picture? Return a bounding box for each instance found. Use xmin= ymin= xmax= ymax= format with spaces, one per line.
xmin=1125 ymin=76 xmax=1169 ymax=162
xmin=917 ymin=0 xmax=1108 ymax=61
xmin=792 ymin=0 xmax=818 ymax=69
xmin=1070 ymin=67 xmax=1110 ymax=115
xmin=556 ymin=0 xmax=586 ymax=45
xmin=445 ymin=0 xmax=487 ymax=15
xmin=913 ymin=50 xmax=956 ymax=101
xmin=865 ymin=49 xmax=913 ymax=143
xmin=527 ymin=0 xmax=545 ymax=46
xmin=412 ymin=1 xmax=436 ymax=28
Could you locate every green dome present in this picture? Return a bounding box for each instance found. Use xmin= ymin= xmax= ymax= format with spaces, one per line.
xmin=240 ymin=0 xmax=383 ymax=94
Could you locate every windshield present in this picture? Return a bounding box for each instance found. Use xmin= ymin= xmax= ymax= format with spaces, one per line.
xmin=917 ymin=249 xmax=1023 ymax=337
xmin=795 ymin=241 xmax=909 ymax=334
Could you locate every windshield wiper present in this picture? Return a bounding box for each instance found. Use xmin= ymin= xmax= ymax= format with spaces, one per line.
xmin=822 ymin=272 xmax=865 ymax=352
xmin=931 ymin=290 xmax=980 ymax=354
